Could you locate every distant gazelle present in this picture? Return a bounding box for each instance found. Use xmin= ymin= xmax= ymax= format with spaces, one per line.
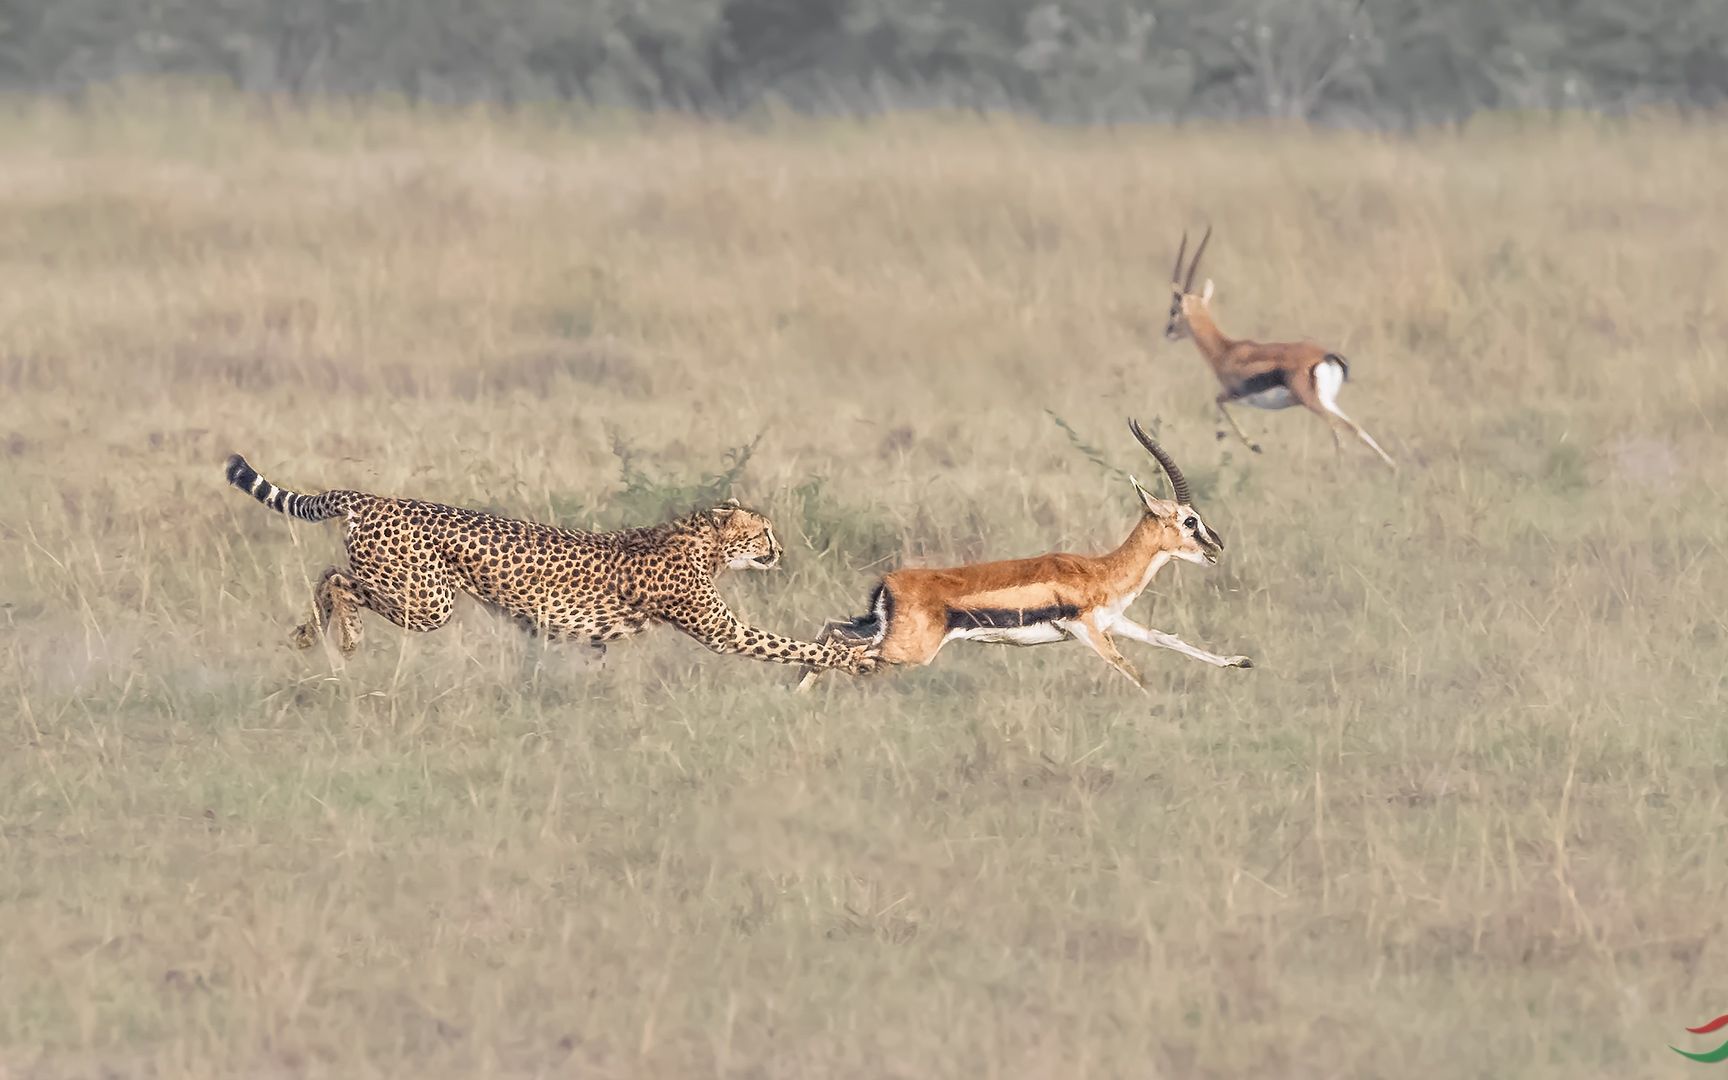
xmin=796 ymin=421 xmax=1252 ymax=692
xmin=1165 ymin=227 xmax=1396 ymax=470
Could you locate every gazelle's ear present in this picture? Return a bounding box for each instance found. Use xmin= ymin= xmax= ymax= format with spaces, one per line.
xmin=1201 ymin=278 xmax=1215 ymax=303
xmin=1128 ymin=474 xmax=1159 ymax=512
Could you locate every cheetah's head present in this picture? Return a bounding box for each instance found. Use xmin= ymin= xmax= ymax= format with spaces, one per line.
xmin=711 ymin=499 xmax=783 ymax=571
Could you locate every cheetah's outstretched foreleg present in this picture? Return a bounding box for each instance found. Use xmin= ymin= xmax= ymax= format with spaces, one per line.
xmin=660 ymin=591 xmax=878 ymax=676
xmin=794 ymin=618 xmax=879 ymax=692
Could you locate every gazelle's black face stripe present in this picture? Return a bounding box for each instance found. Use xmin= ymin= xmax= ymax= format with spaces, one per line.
xmin=1182 ymin=512 xmax=1223 ymax=552
xmin=1166 ymin=294 xmax=1185 ymax=337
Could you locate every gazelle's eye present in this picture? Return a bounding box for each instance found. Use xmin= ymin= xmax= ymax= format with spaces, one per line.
xmin=1183 ymin=516 xmax=1198 ymax=530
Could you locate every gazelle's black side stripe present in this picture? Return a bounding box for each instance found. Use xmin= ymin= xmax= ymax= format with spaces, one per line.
xmin=1232 ymin=369 xmax=1288 ymax=399
xmin=945 ymin=603 xmax=1080 ymax=632
xmin=224 ymin=454 xmax=352 ymax=523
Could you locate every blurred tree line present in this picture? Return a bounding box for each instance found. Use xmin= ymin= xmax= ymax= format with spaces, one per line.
xmin=1 ymin=0 xmax=1723 ymax=122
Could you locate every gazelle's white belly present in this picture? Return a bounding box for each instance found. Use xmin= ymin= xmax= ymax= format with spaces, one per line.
xmin=944 ymin=623 xmax=1070 ymax=647
xmin=1239 ymin=386 xmax=1296 ymax=410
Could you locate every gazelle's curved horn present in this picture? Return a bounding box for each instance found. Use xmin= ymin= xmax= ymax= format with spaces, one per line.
xmin=1128 ymin=418 xmax=1192 ymax=506
xmin=1172 ymin=231 xmax=1188 ymax=286
xmin=1183 ymin=225 xmax=1213 ymax=294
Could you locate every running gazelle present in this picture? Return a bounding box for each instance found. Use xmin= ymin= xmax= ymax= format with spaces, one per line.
xmin=795 ymin=421 xmax=1253 ymax=691
xmin=1165 ymin=227 xmax=1397 ymax=470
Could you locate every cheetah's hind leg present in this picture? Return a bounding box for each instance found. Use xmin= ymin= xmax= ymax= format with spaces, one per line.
xmin=291 ymin=568 xmax=369 ymax=656
xmin=511 ymin=615 xmax=611 ymax=676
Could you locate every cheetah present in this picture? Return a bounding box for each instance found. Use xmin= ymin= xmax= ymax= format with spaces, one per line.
xmin=223 ymin=454 xmax=878 ymax=675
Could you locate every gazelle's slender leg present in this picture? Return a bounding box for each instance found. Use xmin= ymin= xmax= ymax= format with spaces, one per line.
xmin=1309 ymin=363 xmax=1396 ymax=471
xmin=1110 ymin=616 xmax=1253 ymax=669
xmin=1060 ymin=619 xmax=1145 ymax=691
xmin=1215 ymin=394 xmax=1262 ymax=454
xmin=1313 ymin=408 xmax=1395 ymax=470
xmin=1347 ymin=418 xmax=1396 ymax=471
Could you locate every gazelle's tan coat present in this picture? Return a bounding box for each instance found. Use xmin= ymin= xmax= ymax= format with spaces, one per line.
xmin=796 ymin=422 xmax=1253 ymax=691
xmin=1165 ymin=228 xmax=1396 ymax=470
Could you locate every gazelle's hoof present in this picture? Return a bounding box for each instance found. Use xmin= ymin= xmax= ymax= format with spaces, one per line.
xmin=1248 ymin=443 xmax=1263 ymax=454
xmin=1230 ymin=656 xmax=1254 ymax=669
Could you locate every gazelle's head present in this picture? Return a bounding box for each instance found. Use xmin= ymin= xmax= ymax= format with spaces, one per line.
xmin=710 ymin=498 xmax=784 ymax=571
xmin=1164 ymin=226 xmax=1215 ymax=342
xmin=1127 ymin=419 xmax=1225 ymax=566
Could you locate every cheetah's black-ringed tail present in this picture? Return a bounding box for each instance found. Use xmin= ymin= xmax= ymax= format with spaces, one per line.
xmin=225 ymin=454 xmax=354 ymax=522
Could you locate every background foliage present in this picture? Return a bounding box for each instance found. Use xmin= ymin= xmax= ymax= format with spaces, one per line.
xmin=3 ymin=0 xmax=1725 ymax=122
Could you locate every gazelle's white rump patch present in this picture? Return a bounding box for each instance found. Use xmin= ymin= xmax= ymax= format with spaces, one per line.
xmin=1314 ymin=358 xmax=1347 ymax=412
xmin=1313 ymin=356 xmax=1397 ymax=469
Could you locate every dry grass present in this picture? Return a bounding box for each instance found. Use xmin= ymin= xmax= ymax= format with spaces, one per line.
xmin=2 ymin=88 xmax=1727 ymax=1078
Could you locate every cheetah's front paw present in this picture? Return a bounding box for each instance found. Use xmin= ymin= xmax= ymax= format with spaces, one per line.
xmin=839 ymin=645 xmax=881 ymax=677
xmin=289 ymin=622 xmax=319 ymax=649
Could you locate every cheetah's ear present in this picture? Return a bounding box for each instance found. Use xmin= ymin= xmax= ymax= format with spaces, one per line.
xmin=711 ymin=497 xmax=741 ymax=516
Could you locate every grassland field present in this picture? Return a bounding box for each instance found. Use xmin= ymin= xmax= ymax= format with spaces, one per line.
xmin=1 ymin=89 xmax=1726 ymax=1078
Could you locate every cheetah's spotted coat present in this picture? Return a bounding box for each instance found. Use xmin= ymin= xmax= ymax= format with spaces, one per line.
xmin=224 ymin=454 xmax=876 ymax=675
